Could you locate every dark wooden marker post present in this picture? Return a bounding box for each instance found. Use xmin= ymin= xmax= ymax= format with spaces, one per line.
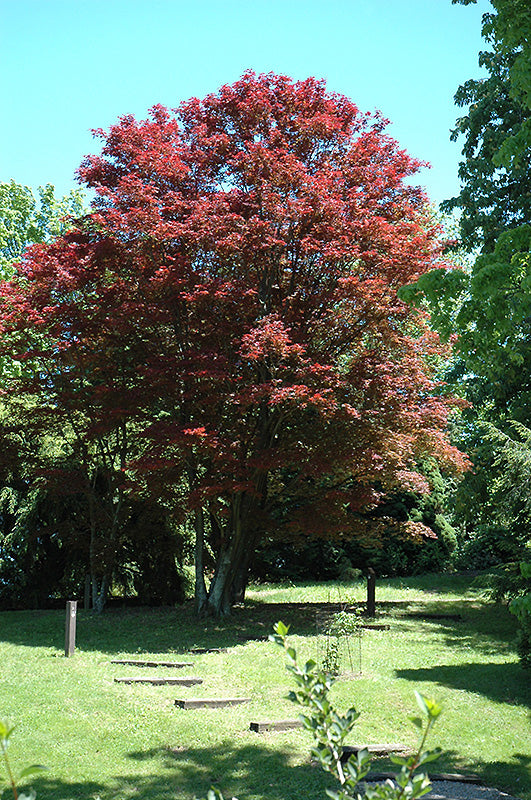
xmin=65 ymin=600 xmax=77 ymax=657
xmin=366 ymin=568 xmax=376 ymax=618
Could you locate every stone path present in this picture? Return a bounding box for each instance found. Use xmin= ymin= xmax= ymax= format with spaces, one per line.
xmin=423 ymin=780 xmax=521 ymax=800
xmin=363 ymin=775 xmax=521 ymax=800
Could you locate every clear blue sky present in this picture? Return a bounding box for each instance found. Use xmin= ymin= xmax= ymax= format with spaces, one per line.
xmin=1 ymin=0 xmax=491 ymax=207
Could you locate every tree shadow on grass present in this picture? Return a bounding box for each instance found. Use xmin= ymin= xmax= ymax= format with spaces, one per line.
xmin=396 ymin=661 xmax=531 ymax=708
xmin=386 ymin=750 xmax=530 ymax=799
xmin=26 ymin=742 xmax=530 ymax=800
xmin=0 ymin=571 xmax=479 ymax=653
xmin=0 ymin=576 xmax=520 ymax=662
xmin=27 ymin=741 xmax=334 ymax=800
xmin=373 ymin=596 xmax=521 ymax=661
xmin=0 ymin=601 xmax=328 ymax=653
xmin=450 ymin=753 xmax=531 ymax=799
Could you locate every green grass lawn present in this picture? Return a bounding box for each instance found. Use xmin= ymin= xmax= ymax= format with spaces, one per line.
xmin=0 ymin=574 xmax=529 ymax=800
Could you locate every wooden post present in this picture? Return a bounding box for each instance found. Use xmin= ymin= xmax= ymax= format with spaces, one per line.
xmin=366 ymin=568 xmax=376 ymax=617
xmin=65 ymin=600 xmax=77 ymax=657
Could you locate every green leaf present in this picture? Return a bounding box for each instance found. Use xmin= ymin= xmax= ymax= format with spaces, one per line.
xmin=0 ymin=721 xmax=14 ymax=741
xmin=415 ymin=691 xmax=442 ymax=720
xmin=417 ymin=748 xmax=442 ymax=765
xmin=409 ymin=715 xmax=423 ymax=729
xmin=414 ymin=691 xmax=429 ymax=715
xmin=19 ymin=765 xmax=48 ymax=779
xmin=410 ymin=773 xmax=432 ymax=798
xmin=345 ymin=706 xmax=359 ymax=722
xmin=520 ymin=561 xmax=531 ymax=578
xmin=274 ymin=621 xmax=289 ymax=637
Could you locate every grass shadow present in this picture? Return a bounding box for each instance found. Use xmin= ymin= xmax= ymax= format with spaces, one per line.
xmin=375 ymin=749 xmax=530 ymax=799
xmin=0 ymin=574 xmax=520 ymax=663
xmin=373 ymin=597 xmax=521 ymax=659
xmin=459 ymin=752 xmax=530 ymax=798
xmin=26 ymin=742 xmax=530 ymax=800
xmin=27 ymin=741 xmax=334 ymax=800
xmin=0 ymin=600 xmax=334 ymax=653
xmin=395 ymin=661 xmax=531 ymax=708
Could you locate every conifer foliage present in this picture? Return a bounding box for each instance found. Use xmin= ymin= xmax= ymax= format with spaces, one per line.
xmin=0 ymin=73 xmax=467 ymax=614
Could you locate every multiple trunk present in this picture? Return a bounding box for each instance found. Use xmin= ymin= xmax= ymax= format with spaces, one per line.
xmin=195 ymin=493 xmax=264 ymax=616
xmin=86 ymin=469 xmax=123 ymax=614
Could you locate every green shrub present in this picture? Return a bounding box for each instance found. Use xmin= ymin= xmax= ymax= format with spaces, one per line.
xmin=452 ymin=525 xmax=526 ymax=571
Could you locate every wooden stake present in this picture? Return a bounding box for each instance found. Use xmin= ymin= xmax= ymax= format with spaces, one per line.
xmin=366 ymin=568 xmax=376 ymax=617
xmin=65 ymin=600 xmax=77 ymax=657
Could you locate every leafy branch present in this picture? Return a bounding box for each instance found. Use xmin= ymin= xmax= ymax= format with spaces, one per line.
xmin=0 ymin=721 xmax=46 ymax=800
xmin=270 ymin=621 xmax=442 ymax=800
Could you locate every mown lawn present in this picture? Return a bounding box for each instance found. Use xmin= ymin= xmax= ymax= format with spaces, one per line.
xmin=0 ymin=574 xmax=529 ymax=800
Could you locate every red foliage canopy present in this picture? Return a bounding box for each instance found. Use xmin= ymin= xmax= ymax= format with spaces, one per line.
xmin=0 ymin=73 xmax=468 ymax=613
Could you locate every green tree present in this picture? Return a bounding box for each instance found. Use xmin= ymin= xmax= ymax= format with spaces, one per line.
xmin=419 ymin=0 xmax=531 ymax=394
xmin=441 ymin=48 xmax=531 ymax=252
xmin=0 ymin=181 xmax=85 ymax=277
xmin=481 ymin=0 xmax=531 ymax=168
xmin=0 ymin=182 xmax=86 ymax=606
xmin=406 ymin=1 xmax=531 ymax=574
xmin=442 ymin=1 xmax=531 ymax=252
xmin=0 ymin=183 xmax=183 ymax=612
xmin=474 ymin=422 xmax=531 ymax=668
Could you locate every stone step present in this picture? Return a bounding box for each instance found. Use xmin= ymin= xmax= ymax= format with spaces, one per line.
xmin=188 ymin=647 xmax=227 ymax=654
xmin=175 ymin=697 xmax=250 ymax=709
xmin=115 ymin=676 xmax=203 ymax=686
xmin=250 ymin=719 xmax=303 ymax=733
xmin=111 ymin=660 xmax=194 ymax=668
xmin=341 ymin=743 xmax=408 ymax=761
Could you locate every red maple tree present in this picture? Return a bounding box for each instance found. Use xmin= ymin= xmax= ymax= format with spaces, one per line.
xmin=0 ymin=73 xmax=468 ymax=614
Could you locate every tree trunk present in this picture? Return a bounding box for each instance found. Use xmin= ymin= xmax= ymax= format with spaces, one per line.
xmin=228 ymin=480 xmax=266 ymax=605
xmin=201 ymin=483 xmax=268 ymax=616
xmin=205 ymin=506 xmax=259 ymax=615
xmin=230 ymin=531 xmax=259 ymax=604
xmin=194 ymin=507 xmax=208 ymax=614
xmin=207 ymin=547 xmax=233 ymax=616
xmin=84 ymin=574 xmax=91 ymax=610
xmin=231 ymin=562 xmax=249 ymax=605
xmin=91 ymin=574 xmax=109 ymax=614
xmin=86 ymin=473 xmax=122 ymax=615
